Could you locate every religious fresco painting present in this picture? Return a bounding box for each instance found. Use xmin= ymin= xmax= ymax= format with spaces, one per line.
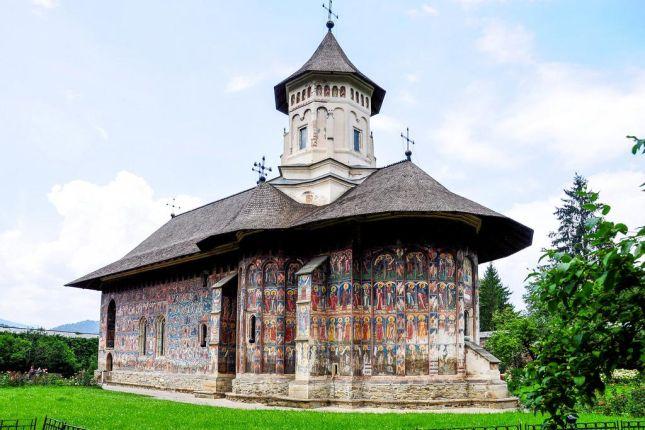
xmin=98 ymin=275 xmax=211 ymax=374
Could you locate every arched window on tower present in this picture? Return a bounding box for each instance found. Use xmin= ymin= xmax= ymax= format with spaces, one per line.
xmin=350 ymin=88 xmax=354 ymax=99
xmin=156 ymin=316 xmax=166 ymax=356
xmin=340 ymin=86 xmax=346 ymax=97
xmin=332 ymin=86 xmax=338 ymax=97
xmin=307 ymin=86 xmax=311 ymax=98
xmin=301 ymin=89 xmax=306 ymax=101
xmin=106 ymin=299 xmax=116 ymax=349
xmin=366 ymin=97 xmax=369 ymax=109
xmin=324 ymin=85 xmax=330 ymax=97
xmin=296 ymin=92 xmax=300 ymax=103
xmin=361 ymin=94 xmax=364 ymax=106
xmin=138 ymin=317 xmax=147 ymax=355
xmin=316 ymin=85 xmax=322 ymax=96
xmin=290 ymin=94 xmax=295 ymax=106
xmin=199 ymin=323 xmax=208 ymax=348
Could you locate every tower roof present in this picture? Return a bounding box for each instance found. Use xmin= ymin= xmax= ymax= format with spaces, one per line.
xmin=274 ymin=31 xmax=386 ymax=116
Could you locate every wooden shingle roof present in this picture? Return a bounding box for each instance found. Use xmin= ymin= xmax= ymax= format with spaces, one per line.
xmin=67 ymin=161 xmax=532 ymax=288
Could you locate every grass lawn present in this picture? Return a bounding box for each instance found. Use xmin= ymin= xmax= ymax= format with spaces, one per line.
xmin=0 ymin=386 xmax=626 ymax=430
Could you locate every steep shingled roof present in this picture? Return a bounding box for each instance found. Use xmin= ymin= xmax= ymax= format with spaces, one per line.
xmin=67 ymin=183 xmax=313 ymax=286
xmin=292 ymin=161 xmax=533 ymax=262
xmin=274 ymin=31 xmax=386 ymax=115
xmin=67 ymin=161 xmax=533 ymax=288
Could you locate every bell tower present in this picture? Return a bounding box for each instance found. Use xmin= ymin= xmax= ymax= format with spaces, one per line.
xmin=271 ymin=20 xmax=386 ymax=205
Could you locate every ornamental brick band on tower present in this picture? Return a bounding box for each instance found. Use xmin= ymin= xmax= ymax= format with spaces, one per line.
xmin=66 ymin=19 xmax=533 ymax=409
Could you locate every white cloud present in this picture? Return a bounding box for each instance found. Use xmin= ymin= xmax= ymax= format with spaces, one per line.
xmin=371 ymin=114 xmax=405 ymax=134
xmin=94 ymin=126 xmax=109 ymax=141
xmin=434 ymin=21 xmax=645 ymax=168
xmin=32 ymin=0 xmax=59 ymax=9
xmin=0 ymin=172 xmax=202 ymax=328
xmin=405 ymin=73 xmax=420 ymax=83
xmin=407 ymin=4 xmax=439 ymax=18
xmin=225 ymin=74 xmax=262 ymax=93
xmin=476 ymin=20 xmax=534 ymax=64
xmin=494 ymin=169 xmax=645 ymax=309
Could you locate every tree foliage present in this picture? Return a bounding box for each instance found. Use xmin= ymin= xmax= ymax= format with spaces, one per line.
xmin=479 ymin=263 xmax=512 ymax=331
xmin=548 ymin=173 xmax=597 ymax=257
xmin=519 ymin=190 xmax=644 ymax=428
xmin=0 ymin=331 xmax=97 ymax=377
xmin=486 ymin=308 xmax=538 ymax=373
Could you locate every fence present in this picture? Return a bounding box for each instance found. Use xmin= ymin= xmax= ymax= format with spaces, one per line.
xmin=41 ymin=417 xmax=86 ymax=430
xmin=416 ymin=422 xmax=645 ymax=430
xmin=0 ymin=418 xmax=37 ymax=430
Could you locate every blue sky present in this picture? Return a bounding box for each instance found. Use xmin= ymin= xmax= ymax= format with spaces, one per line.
xmin=1 ymin=0 xmax=644 ymax=327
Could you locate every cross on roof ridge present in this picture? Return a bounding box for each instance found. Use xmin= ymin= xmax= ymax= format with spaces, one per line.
xmin=252 ymin=156 xmax=272 ymax=185
xmin=401 ymin=127 xmax=415 ymax=161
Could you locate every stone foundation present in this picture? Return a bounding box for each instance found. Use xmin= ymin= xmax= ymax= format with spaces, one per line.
xmin=100 ymin=370 xmax=224 ymax=393
xmin=231 ymin=373 xmax=294 ymax=397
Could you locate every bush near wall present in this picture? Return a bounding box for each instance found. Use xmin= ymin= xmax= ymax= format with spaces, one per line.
xmin=0 ymin=332 xmax=98 ymax=377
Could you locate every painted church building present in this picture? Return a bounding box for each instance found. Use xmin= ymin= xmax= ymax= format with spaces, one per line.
xmin=68 ymin=21 xmax=533 ymax=409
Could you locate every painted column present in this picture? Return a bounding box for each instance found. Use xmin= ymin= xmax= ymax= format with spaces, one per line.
xmin=295 ymin=273 xmax=312 ymax=380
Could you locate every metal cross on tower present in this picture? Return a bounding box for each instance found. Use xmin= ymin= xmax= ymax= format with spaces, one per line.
xmin=401 ymin=127 xmax=415 ymax=161
xmin=252 ymin=156 xmax=272 ymax=184
xmin=165 ymin=197 xmax=181 ymax=218
xmin=322 ymin=0 xmax=339 ymax=30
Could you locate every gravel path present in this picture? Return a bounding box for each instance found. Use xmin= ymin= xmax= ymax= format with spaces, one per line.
xmin=102 ymin=385 xmax=512 ymax=414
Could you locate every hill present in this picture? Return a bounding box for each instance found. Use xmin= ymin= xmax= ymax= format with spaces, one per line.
xmin=0 ymin=318 xmax=32 ymax=329
xmin=51 ymin=320 xmax=99 ymax=334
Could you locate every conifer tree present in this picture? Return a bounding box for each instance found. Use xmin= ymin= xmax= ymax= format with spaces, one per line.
xmin=549 ymin=173 xmax=597 ymax=256
xmin=478 ymin=263 xmax=512 ymax=331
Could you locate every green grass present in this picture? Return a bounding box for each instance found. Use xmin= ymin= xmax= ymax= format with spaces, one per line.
xmin=0 ymin=386 xmax=625 ymax=430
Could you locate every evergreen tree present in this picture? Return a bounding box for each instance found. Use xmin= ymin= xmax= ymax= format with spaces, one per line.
xmin=549 ymin=173 xmax=597 ymax=256
xmin=478 ymin=263 xmax=512 ymax=331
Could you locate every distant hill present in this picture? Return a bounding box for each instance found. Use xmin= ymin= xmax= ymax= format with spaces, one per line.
xmin=0 ymin=318 xmax=32 ymax=329
xmin=51 ymin=320 xmax=99 ymax=334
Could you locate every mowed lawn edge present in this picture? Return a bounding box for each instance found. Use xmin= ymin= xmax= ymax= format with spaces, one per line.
xmin=0 ymin=386 xmax=625 ymax=430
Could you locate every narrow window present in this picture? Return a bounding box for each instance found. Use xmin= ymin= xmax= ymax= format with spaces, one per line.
xmin=340 ymin=86 xmax=346 ymax=97
xmin=106 ymin=353 xmax=113 ymax=371
xmin=299 ymin=127 xmax=307 ymax=150
xmin=324 ymin=85 xmax=330 ymax=97
xmin=350 ymin=88 xmax=354 ymax=99
xmin=106 ymin=300 xmax=116 ymax=349
xmin=290 ymin=94 xmax=295 ymax=106
xmin=301 ymin=89 xmax=306 ymax=100
xmin=138 ymin=318 xmax=147 ymax=355
xmin=316 ymin=85 xmax=322 ymax=96
xmin=366 ymin=97 xmax=369 ymax=109
xmin=156 ymin=316 xmax=166 ymax=356
xmin=200 ymin=323 xmax=208 ymax=348
xmin=353 ymin=128 xmax=361 ymax=152
xmin=307 ymin=86 xmax=311 ymax=98
xmin=296 ymin=92 xmax=300 ymax=103
xmin=332 ymin=86 xmax=338 ymax=97
xmin=361 ymin=94 xmax=364 ymax=106
xmin=249 ymin=315 xmax=256 ymax=344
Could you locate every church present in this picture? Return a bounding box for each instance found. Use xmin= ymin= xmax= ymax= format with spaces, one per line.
xmin=67 ymin=13 xmax=533 ymax=409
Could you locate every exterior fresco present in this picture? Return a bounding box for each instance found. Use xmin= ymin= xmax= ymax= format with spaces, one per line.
xmin=98 ymin=275 xmax=211 ymax=374
xmin=240 ymin=256 xmax=302 ymax=375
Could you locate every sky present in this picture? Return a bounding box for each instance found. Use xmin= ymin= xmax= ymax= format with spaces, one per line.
xmin=0 ymin=0 xmax=644 ymax=328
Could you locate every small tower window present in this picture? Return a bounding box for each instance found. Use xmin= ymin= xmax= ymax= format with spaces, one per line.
xmin=353 ymin=128 xmax=362 ymax=152
xmin=290 ymin=94 xmax=295 ymax=106
xmin=332 ymin=86 xmax=338 ymax=97
xmin=361 ymin=94 xmax=364 ymax=106
xmin=324 ymin=85 xmax=330 ymax=97
xmin=301 ymin=89 xmax=306 ymax=100
xmin=296 ymin=92 xmax=300 ymax=103
xmin=366 ymin=97 xmax=369 ymax=109
xmin=199 ymin=323 xmax=208 ymax=348
xmin=307 ymin=86 xmax=311 ymax=98
xmin=350 ymin=88 xmax=354 ymax=99
xmin=299 ymin=127 xmax=308 ymax=150
xmin=340 ymin=86 xmax=346 ymax=97
xmin=316 ymin=85 xmax=322 ymax=96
